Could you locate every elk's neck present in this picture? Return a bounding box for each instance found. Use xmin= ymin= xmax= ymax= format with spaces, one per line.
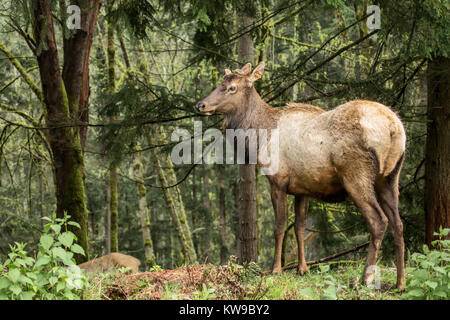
xmin=224 ymin=88 xmax=279 ymax=130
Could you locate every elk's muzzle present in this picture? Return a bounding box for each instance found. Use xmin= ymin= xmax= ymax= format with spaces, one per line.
xmin=195 ymin=101 xmax=215 ymax=115
xmin=195 ymin=101 xmax=206 ymax=112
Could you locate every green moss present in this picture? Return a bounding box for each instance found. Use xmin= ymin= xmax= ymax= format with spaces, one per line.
xmin=138 ymin=182 xmax=146 ymax=198
xmin=60 ymin=80 xmax=71 ymax=117
xmin=145 ymin=257 xmax=156 ymax=268
xmin=61 ymin=141 xmax=89 ymax=263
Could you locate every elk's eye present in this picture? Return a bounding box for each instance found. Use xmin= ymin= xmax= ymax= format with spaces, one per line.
xmin=228 ymin=85 xmax=236 ymax=92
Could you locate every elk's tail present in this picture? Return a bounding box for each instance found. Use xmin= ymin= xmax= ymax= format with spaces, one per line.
xmin=383 ymin=117 xmax=406 ymax=177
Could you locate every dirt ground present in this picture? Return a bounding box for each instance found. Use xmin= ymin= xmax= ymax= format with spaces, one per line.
xmin=103 ymin=264 xmax=265 ymax=300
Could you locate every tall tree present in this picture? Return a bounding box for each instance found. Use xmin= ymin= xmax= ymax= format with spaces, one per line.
xmin=132 ymin=145 xmax=156 ymax=268
xmin=149 ymin=127 xmax=198 ymax=264
xmin=218 ymin=165 xmax=229 ymax=264
xmin=105 ymin=175 xmax=111 ymax=254
xmin=236 ymin=5 xmax=258 ymax=263
xmin=31 ymin=0 xmax=102 ymax=262
xmin=425 ymin=57 xmax=450 ymax=244
xmin=134 ymin=41 xmax=198 ymax=265
xmin=106 ymin=0 xmax=119 ymax=253
xmin=382 ymin=0 xmax=450 ymax=245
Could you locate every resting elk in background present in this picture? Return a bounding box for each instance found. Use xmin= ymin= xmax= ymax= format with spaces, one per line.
xmin=195 ymin=62 xmax=407 ymax=289
xmin=78 ymin=253 xmax=140 ymax=275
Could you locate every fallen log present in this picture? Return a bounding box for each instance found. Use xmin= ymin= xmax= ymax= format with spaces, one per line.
xmin=282 ymin=241 xmax=370 ymax=271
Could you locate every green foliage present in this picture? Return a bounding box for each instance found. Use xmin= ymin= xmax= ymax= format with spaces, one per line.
xmin=322 ymin=0 xmax=346 ymax=8
xmin=98 ymin=78 xmax=195 ymax=164
xmin=404 ymin=227 xmax=450 ymax=300
xmin=381 ymin=0 xmax=450 ymax=58
xmin=0 ymin=213 xmax=88 ymax=300
xmin=0 ymin=0 xmax=444 ymax=295
xmin=264 ymin=262 xmax=402 ymax=300
xmin=108 ymin=0 xmax=156 ymax=39
xmin=192 ymin=283 xmax=217 ymax=299
xmin=149 ymin=264 xmax=163 ymax=272
xmin=316 ymin=264 xmax=338 ymax=300
xmin=224 ymin=256 xmax=262 ymax=285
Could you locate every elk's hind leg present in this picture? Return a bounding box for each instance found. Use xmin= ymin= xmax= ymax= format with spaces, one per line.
xmin=294 ymin=195 xmax=309 ymax=275
xmin=375 ymin=155 xmax=405 ymax=289
xmin=342 ymin=175 xmax=388 ymax=286
xmin=271 ymin=185 xmax=287 ymax=274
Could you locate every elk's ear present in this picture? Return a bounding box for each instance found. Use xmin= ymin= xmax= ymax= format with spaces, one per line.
xmin=224 ymin=68 xmax=232 ymax=77
xmin=247 ymin=62 xmax=265 ymax=86
xmin=237 ymin=63 xmax=252 ymax=75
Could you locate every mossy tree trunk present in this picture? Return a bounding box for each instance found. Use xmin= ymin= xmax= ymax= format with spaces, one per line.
xmin=105 ymin=178 xmax=111 ymax=254
xmin=148 ymin=127 xmax=198 ymax=264
xmin=32 ymin=0 xmax=102 ymax=263
xmin=132 ymin=40 xmax=198 ymax=265
xmin=107 ymin=0 xmax=119 ymax=253
xmin=132 ymin=145 xmax=156 ymax=268
xmin=109 ymin=167 xmax=119 ymax=252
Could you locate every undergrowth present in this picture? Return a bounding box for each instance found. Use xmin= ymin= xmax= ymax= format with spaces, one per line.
xmin=84 ymin=257 xmax=404 ymax=300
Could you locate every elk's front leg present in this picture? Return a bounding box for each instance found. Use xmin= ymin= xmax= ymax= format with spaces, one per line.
xmin=270 ymin=186 xmax=287 ymax=274
xmin=294 ymin=195 xmax=309 ymax=275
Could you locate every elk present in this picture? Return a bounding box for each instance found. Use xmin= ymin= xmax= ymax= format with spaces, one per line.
xmin=78 ymin=253 xmax=141 ymax=274
xmin=195 ymin=62 xmax=406 ymax=289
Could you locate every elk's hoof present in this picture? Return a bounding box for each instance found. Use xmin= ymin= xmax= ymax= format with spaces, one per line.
xmin=396 ymin=281 xmax=405 ymax=291
xmin=363 ymin=278 xmax=374 ymax=287
xmin=362 ymin=271 xmax=375 ymax=286
xmin=271 ymin=267 xmax=282 ymax=274
xmin=297 ymin=267 xmax=308 ymax=276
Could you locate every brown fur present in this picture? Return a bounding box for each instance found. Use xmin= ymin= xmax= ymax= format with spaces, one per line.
xmin=196 ymin=62 xmax=407 ymax=289
xmin=78 ymin=253 xmax=140 ymax=274
xmin=284 ymin=102 xmax=326 ymax=114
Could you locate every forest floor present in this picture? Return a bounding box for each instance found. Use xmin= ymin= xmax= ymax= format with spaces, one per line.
xmin=82 ymin=260 xmax=404 ymax=300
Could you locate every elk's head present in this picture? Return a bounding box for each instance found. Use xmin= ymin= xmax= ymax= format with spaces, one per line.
xmin=195 ymin=62 xmax=265 ymax=115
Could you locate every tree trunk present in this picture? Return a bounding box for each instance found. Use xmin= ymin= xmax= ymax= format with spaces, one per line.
xmin=201 ymin=173 xmax=212 ymax=258
xmin=237 ymin=11 xmax=258 ymax=263
xmin=105 ymin=178 xmax=111 ymax=254
xmin=131 ymin=40 xmax=197 ymax=265
xmin=191 ymin=166 xmax=200 ymax=254
xmin=32 ymin=0 xmax=101 ymax=263
xmin=425 ymin=57 xmax=450 ymax=245
xmin=109 ymin=168 xmax=119 ymax=252
xmin=148 ymin=128 xmax=198 ymax=264
xmin=238 ymin=164 xmax=258 ymax=263
xmin=91 ymin=205 xmax=96 ymax=236
xmin=233 ymin=181 xmax=240 ymax=256
xmin=107 ymin=1 xmax=119 ymax=253
xmin=218 ymin=165 xmax=228 ymax=264
xmin=133 ymin=146 xmax=156 ymax=269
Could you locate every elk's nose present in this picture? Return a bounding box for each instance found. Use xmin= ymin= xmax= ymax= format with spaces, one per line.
xmin=196 ymin=102 xmax=206 ymax=112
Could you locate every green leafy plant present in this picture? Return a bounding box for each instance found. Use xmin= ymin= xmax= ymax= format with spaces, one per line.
xmin=404 ymin=227 xmax=450 ymax=300
xmin=149 ymin=264 xmax=163 ymax=272
xmin=192 ymin=283 xmax=217 ymax=300
xmin=117 ymin=267 xmax=132 ymax=274
xmin=317 ymin=264 xmax=339 ymax=300
xmin=0 ymin=213 xmax=88 ymax=300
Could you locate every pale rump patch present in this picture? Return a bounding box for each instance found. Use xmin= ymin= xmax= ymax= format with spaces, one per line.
xmin=358 ymin=101 xmax=406 ymax=175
